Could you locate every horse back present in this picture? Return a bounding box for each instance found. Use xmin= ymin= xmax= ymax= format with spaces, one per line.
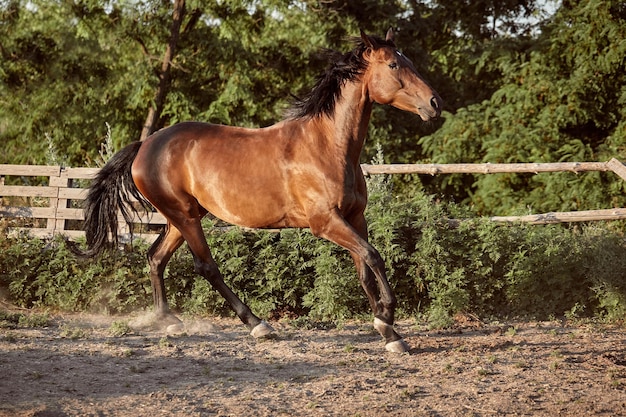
xmin=132 ymin=121 xmax=366 ymax=229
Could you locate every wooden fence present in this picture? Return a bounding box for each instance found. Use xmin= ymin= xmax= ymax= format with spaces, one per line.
xmin=2 ymin=159 xmax=626 ymax=241
xmin=0 ymin=165 xmax=165 ymax=241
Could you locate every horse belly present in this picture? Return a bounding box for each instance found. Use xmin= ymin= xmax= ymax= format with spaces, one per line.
xmin=192 ymin=172 xmax=305 ymax=229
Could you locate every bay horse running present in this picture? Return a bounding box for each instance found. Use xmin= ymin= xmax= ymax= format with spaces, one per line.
xmin=81 ymin=29 xmax=442 ymax=353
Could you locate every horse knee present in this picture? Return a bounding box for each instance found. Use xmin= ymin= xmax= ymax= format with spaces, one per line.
xmin=193 ymin=258 xmax=221 ymax=282
xmin=362 ymin=248 xmax=385 ymax=276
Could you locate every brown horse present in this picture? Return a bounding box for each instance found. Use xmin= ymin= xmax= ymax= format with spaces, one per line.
xmin=82 ymin=29 xmax=442 ymax=352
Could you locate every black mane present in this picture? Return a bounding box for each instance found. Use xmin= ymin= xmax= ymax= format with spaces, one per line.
xmin=287 ymin=36 xmax=393 ymax=119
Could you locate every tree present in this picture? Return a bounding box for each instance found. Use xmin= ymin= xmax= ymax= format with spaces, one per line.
xmin=0 ymin=0 xmax=548 ymax=168
xmin=0 ymin=0 xmax=359 ymax=165
xmin=0 ymin=0 xmax=153 ymax=165
xmin=140 ymin=0 xmax=187 ymax=141
xmin=419 ymin=0 xmax=626 ymax=215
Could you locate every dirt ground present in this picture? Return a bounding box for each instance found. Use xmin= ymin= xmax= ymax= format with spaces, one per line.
xmin=1 ymin=310 xmax=625 ymax=417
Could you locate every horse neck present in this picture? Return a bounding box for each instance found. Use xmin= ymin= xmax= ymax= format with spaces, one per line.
xmin=316 ymin=79 xmax=373 ymax=166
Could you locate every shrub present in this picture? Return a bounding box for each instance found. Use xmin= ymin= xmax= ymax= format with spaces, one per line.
xmin=365 ymin=173 xmax=626 ymax=325
xmin=2 ymin=179 xmax=626 ymax=325
xmin=0 ymin=225 xmax=150 ymax=313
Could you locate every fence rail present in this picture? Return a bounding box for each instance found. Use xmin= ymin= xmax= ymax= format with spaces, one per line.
xmin=2 ymin=159 xmax=626 ymax=240
xmin=361 ymin=158 xmax=626 ymax=179
xmin=0 ymin=165 xmax=165 ymax=241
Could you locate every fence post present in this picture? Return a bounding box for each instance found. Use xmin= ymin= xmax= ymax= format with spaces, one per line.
xmin=48 ymin=167 xmax=68 ymax=236
xmin=0 ymin=174 xmax=4 ymax=207
xmin=607 ymin=158 xmax=626 ymax=182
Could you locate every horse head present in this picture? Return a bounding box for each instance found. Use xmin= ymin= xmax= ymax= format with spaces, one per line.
xmin=361 ymin=29 xmax=442 ymax=121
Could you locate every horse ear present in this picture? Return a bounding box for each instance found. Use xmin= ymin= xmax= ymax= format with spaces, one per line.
xmin=360 ymin=29 xmax=378 ymax=49
xmin=386 ymin=27 xmax=395 ymax=44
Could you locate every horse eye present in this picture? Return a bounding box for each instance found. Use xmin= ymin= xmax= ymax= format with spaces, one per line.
xmin=389 ymin=62 xmax=398 ymax=70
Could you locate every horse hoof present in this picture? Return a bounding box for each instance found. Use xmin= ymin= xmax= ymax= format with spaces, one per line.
xmin=250 ymin=320 xmax=274 ymax=338
xmin=385 ymin=339 xmax=410 ymax=353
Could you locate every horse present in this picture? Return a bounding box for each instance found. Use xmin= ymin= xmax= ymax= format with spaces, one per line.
xmin=80 ymin=29 xmax=442 ymax=353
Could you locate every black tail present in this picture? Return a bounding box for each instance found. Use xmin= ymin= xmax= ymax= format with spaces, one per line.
xmin=77 ymin=141 xmax=152 ymax=257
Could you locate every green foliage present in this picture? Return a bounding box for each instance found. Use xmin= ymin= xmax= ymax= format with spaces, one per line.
xmin=108 ymin=320 xmax=133 ymax=337
xmin=0 ymin=0 xmax=553 ymax=171
xmin=2 ymin=176 xmax=626 ymax=326
xmin=373 ymin=172 xmax=625 ymax=325
xmin=0 ymin=310 xmax=50 ymax=329
xmin=5 ymin=0 xmax=626 ymax=327
xmin=59 ymin=324 xmax=89 ymax=340
xmin=0 ymin=0 xmax=149 ymax=165
xmin=420 ymin=0 xmax=626 ymax=215
xmin=0 ymin=227 xmax=151 ymax=313
xmin=0 ymin=0 xmax=357 ymax=165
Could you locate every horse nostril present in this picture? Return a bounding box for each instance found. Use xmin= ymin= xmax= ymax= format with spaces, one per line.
xmin=430 ymin=96 xmax=440 ymax=110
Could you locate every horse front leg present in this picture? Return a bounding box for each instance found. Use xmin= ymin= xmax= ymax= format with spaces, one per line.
xmin=313 ymin=210 xmax=409 ymax=353
xmin=349 ymin=252 xmax=407 ymax=352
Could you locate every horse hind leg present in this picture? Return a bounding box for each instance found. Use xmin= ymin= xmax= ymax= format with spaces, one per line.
xmin=174 ymin=217 xmax=274 ymax=338
xmin=131 ymin=223 xmax=185 ymax=332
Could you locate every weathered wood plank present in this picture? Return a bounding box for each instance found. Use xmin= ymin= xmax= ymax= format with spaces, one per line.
xmin=1 ymin=205 xmax=167 ymax=224
xmin=3 ymin=161 xmax=624 ymax=178
xmin=55 ymin=208 xmax=86 ymax=220
xmin=63 ymin=167 xmax=100 ymax=179
xmin=0 ymin=165 xmax=61 ymax=177
xmin=607 ymin=158 xmax=626 ymax=182
xmin=58 ymin=188 xmax=88 ymax=200
xmin=7 ymin=227 xmax=160 ymax=243
xmin=360 ymin=161 xmax=613 ymax=175
xmin=0 ymin=185 xmax=58 ymax=198
xmin=489 ymin=208 xmax=626 ymax=224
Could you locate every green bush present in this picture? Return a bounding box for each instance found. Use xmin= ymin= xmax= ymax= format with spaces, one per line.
xmin=2 ymin=176 xmax=626 ymax=325
xmin=166 ymin=223 xmax=362 ymax=321
xmin=366 ymin=174 xmax=626 ymax=325
xmin=0 ymin=224 xmax=151 ymax=313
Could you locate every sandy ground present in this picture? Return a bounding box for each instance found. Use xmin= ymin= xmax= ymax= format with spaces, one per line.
xmin=1 ymin=312 xmax=625 ymax=417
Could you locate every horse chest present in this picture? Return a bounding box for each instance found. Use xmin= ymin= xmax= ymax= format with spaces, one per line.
xmin=325 ymin=165 xmax=367 ymax=214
